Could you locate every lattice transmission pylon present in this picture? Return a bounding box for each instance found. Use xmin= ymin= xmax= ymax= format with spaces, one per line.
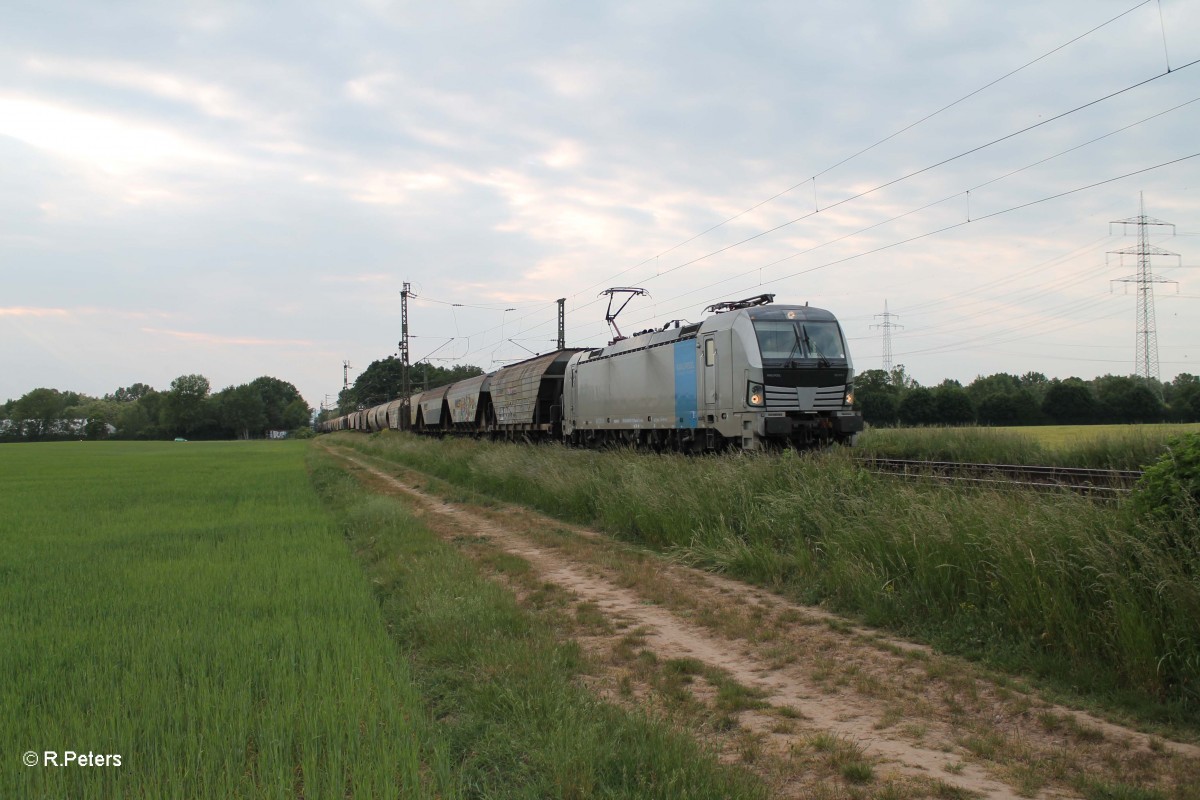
xmin=1108 ymin=194 xmax=1178 ymax=382
xmin=870 ymin=300 xmax=902 ymax=373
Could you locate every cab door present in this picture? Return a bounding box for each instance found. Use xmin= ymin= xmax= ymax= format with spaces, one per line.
xmin=566 ymin=364 xmax=578 ymax=430
xmin=703 ymin=336 xmax=717 ymax=406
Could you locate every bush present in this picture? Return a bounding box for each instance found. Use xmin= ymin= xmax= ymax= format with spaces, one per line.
xmin=1131 ymin=432 xmax=1200 ymax=523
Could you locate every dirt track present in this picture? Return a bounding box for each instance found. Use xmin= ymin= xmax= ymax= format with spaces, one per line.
xmin=325 ymin=444 xmax=1200 ymax=799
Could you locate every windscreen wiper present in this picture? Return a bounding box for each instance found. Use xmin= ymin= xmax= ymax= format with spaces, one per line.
xmin=801 ymin=325 xmax=830 ymax=368
xmin=786 ymin=326 xmax=804 ymax=366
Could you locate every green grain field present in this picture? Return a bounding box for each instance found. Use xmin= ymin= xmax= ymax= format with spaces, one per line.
xmin=857 ymin=422 xmax=1200 ymax=469
xmin=0 ymin=440 xmax=761 ymax=799
xmin=0 ymin=441 xmax=444 ymax=799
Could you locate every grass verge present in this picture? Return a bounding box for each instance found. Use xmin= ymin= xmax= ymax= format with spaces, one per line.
xmin=330 ymin=431 xmax=1200 ymax=732
xmin=306 ymin=447 xmax=766 ymax=799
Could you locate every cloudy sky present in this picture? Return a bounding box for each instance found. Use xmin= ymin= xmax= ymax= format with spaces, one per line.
xmin=3 ymin=0 xmax=1198 ymax=409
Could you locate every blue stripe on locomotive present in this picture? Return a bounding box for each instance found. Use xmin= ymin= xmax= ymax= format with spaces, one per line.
xmin=673 ymin=339 xmax=698 ymax=429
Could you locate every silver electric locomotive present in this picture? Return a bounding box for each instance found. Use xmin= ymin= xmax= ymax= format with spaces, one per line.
xmin=563 ymin=294 xmax=862 ymax=451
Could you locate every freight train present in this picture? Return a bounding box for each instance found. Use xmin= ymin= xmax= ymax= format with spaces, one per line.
xmin=320 ymin=295 xmax=863 ymax=451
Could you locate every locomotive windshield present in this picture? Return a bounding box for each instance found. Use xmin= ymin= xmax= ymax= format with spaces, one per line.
xmin=753 ymin=320 xmax=847 ymax=363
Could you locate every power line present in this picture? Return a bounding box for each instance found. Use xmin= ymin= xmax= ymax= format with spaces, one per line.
xmin=570 ymin=0 xmax=1158 ymax=302
xmin=1157 ymin=0 xmax=1173 ymax=72
xmin=431 ymin=60 xmax=1199 ymax=368
xmin=893 ymin=305 xmax=1130 ymax=360
xmin=545 ymin=59 xmax=1200 ymax=346
xmin=412 ymin=295 xmax=546 ymax=311
xmin=625 ymin=58 xmax=1200 ymax=294
xmin=536 ymin=153 xmax=1199 ymax=354
xmin=398 ymin=26 xmax=1199 ymax=371
xmin=813 ymin=0 xmax=1155 ymax=183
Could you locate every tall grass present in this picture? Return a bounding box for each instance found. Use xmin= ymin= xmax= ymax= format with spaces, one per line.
xmin=0 ymin=441 xmax=450 ymax=799
xmin=336 ymin=432 xmax=1200 ymax=726
xmin=306 ymin=450 xmax=766 ymax=799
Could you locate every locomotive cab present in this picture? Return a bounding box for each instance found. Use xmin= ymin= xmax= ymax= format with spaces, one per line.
xmin=740 ymin=305 xmax=863 ymax=448
xmin=690 ymin=302 xmax=861 ymax=450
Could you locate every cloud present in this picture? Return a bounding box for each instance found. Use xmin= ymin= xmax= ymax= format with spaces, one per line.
xmin=0 ymin=306 xmax=69 ymax=317
xmin=343 ymin=72 xmax=397 ymax=106
xmin=541 ymin=140 xmax=585 ymax=170
xmin=317 ymin=272 xmax=395 ymax=285
xmin=141 ymin=328 xmax=314 ymax=348
xmin=0 ymin=306 xmax=172 ymax=321
xmin=24 ymin=56 xmax=258 ymax=125
xmin=0 ymin=94 xmax=235 ymax=176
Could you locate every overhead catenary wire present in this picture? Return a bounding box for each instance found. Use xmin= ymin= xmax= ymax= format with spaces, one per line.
xmin=515 ymin=153 xmax=1199 ymax=357
xmin=605 ymin=58 xmax=1200 ymax=297
xmin=569 ymin=0 xmax=1159 ymax=302
xmin=410 ymin=295 xmax=548 ymax=311
xmin=396 ymin=8 xmax=1197 ymax=374
xmin=856 ymin=259 xmax=1120 ymax=343
xmin=526 ymin=56 xmax=1199 ymax=354
xmin=580 ymin=148 xmax=1197 ymax=344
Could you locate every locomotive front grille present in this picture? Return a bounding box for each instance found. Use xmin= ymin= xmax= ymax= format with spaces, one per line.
xmin=813 ymin=386 xmax=845 ymax=409
xmin=765 ymin=385 xmax=801 ymax=410
xmin=764 ymin=384 xmax=845 ymax=411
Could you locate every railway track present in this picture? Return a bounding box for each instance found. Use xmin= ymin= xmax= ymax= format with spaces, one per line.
xmin=855 ymin=457 xmax=1144 ymax=495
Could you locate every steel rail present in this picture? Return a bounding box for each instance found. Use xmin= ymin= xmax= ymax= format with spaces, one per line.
xmin=854 ymin=457 xmax=1143 ymax=495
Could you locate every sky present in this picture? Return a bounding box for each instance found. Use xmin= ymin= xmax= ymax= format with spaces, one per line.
xmin=2 ymin=0 xmax=1199 ymax=410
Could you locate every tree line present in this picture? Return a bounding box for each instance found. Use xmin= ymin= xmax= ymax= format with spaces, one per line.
xmin=855 ymin=367 xmax=1200 ymax=427
xmin=321 ymin=357 xmax=485 ymax=421
xmin=1 ymin=375 xmax=313 ymax=442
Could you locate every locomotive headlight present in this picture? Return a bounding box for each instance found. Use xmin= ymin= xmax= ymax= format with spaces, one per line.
xmin=747 ymin=382 xmax=765 ymax=407
xmin=844 ymin=388 xmax=855 ymax=406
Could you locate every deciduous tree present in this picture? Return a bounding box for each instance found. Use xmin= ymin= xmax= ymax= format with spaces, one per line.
xmin=247 ymin=376 xmax=309 ymax=431
xmin=1041 ymin=379 xmax=1096 ymax=425
xmin=1094 ymin=375 xmax=1163 ymax=424
xmin=162 ymin=374 xmax=211 ymax=436
xmin=12 ymin=388 xmax=69 ymax=440
xmin=898 ymin=386 xmax=938 ymax=426
xmin=216 ymin=384 xmax=267 ymax=440
xmin=933 ymin=382 xmax=975 ymax=425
